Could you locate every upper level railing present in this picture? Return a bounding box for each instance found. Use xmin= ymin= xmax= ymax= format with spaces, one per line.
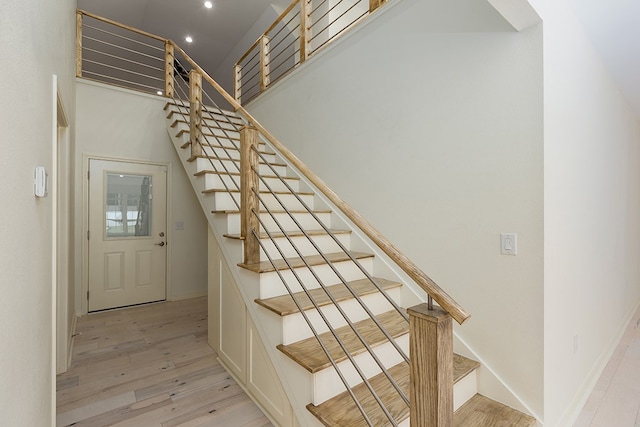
xmin=234 ymin=0 xmax=388 ymax=104
xmin=76 ymin=9 xmax=468 ymax=425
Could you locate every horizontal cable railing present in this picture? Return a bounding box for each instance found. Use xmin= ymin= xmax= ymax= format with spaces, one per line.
xmin=77 ymin=10 xmax=468 ymax=425
xmin=234 ymin=0 xmax=388 ymax=104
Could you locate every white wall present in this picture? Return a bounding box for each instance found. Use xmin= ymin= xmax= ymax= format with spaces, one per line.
xmin=0 ymin=0 xmax=76 ymax=424
xmin=75 ymin=80 xmax=208 ymax=309
xmin=246 ymin=0 xmax=545 ymax=418
xmin=528 ymin=1 xmax=640 ymax=425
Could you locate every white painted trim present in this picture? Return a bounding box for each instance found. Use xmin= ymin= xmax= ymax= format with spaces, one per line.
xmin=168 ymin=290 xmax=208 ymax=301
xmin=67 ymin=314 xmax=78 ymax=369
xmin=51 ymin=74 xmax=58 ymax=427
xmin=555 ymin=299 xmax=640 ymax=427
xmin=81 ymin=154 xmax=171 ymax=314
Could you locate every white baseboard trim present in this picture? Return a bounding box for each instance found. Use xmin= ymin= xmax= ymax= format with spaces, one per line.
xmin=555 ymin=299 xmax=640 ymax=427
xmin=168 ymin=290 xmax=207 ymax=301
xmin=67 ymin=314 xmax=78 ymax=370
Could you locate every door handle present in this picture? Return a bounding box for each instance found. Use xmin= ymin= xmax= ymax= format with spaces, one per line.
xmin=155 ymin=241 xmax=166 ymax=247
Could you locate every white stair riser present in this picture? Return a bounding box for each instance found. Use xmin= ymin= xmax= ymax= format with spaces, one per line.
xmin=312 ymin=334 xmax=410 ymax=405
xmin=224 ymin=211 xmax=331 ymax=235
xmin=195 ymin=157 xmax=287 ymax=176
xmin=204 ymin=173 xmax=300 ymax=193
xmin=258 ymin=257 xmax=374 ymax=299
xmin=210 ymin=191 xmax=315 ymax=212
xmin=202 ymin=146 xmax=276 ymax=163
xmin=281 ymin=288 xmax=402 ymax=345
xmin=200 ymin=124 xmax=240 ymax=139
xmin=259 ymin=233 xmax=350 ymax=262
xmin=454 ymin=370 xmax=477 ymax=411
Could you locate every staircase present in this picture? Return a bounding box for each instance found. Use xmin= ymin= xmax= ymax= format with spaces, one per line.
xmin=164 ymin=101 xmax=537 ymax=427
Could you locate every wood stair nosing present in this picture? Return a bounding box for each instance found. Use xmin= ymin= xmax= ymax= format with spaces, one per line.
xmin=176 ymin=129 xmax=241 ymax=141
xmin=215 ymin=208 xmax=331 ymax=215
xmin=277 ymin=310 xmax=408 ymax=374
xmin=306 ymin=353 xmax=481 ymax=427
xmin=224 ymin=229 xmax=350 ymax=242
xmin=201 ymin=188 xmax=313 ymax=196
xmin=255 ymin=278 xmax=402 ymax=317
xmin=453 ymin=394 xmax=537 ymax=426
xmin=180 ymin=140 xmax=271 ymax=156
xmin=170 ymin=118 xmax=241 ymax=133
xmin=164 ymin=101 xmax=240 ymax=117
xmin=193 ymin=170 xmax=289 ymax=180
xmin=238 ymin=250 xmax=370 ymax=274
xmin=189 ymin=154 xmax=286 ymax=168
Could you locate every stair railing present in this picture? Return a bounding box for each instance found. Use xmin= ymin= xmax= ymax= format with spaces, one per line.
xmin=234 ymin=0 xmax=388 ymax=104
xmin=77 ymin=10 xmax=469 ymax=426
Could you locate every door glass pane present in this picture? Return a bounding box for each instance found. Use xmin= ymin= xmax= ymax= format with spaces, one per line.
xmin=106 ymin=173 xmax=152 ymax=238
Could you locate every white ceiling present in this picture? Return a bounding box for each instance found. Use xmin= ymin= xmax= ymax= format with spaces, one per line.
xmin=569 ymin=0 xmax=640 ymax=118
xmin=77 ymin=0 xmax=292 ymax=75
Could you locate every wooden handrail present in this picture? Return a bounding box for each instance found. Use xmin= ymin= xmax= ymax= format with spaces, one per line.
xmin=235 ymin=0 xmax=300 ymax=67
xmin=77 ymin=9 xmax=168 ymax=43
xmin=172 ymin=41 xmax=470 ymax=325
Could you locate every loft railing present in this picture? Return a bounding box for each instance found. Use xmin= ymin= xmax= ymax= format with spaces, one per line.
xmin=234 ymin=0 xmax=389 ymax=104
xmin=76 ymin=9 xmax=469 ymax=426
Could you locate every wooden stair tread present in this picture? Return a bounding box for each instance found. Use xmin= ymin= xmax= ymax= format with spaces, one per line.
xmin=189 ymin=154 xmax=286 ymax=167
xmin=166 ymin=111 xmax=243 ymax=127
xmin=307 ymin=354 xmax=480 ymax=426
xmin=256 ymin=278 xmax=401 ymax=316
xmin=180 ymin=140 xmax=269 ymax=153
xmin=277 ymin=310 xmax=408 ymax=373
xmin=239 ymin=251 xmax=372 ymax=274
xmin=202 ymin=188 xmax=313 ymax=196
xmin=194 ymin=170 xmax=293 ymax=179
xmin=177 ymin=129 xmax=240 ymax=141
xmin=453 ymin=394 xmax=536 ymax=426
xmin=224 ymin=229 xmax=350 ymax=241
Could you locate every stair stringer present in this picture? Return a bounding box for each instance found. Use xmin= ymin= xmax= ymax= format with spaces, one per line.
xmin=166 ymin=113 xmax=483 ymax=426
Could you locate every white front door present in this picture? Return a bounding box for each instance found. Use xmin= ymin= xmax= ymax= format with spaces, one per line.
xmin=88 ymin=159 xmax=167 ymax=311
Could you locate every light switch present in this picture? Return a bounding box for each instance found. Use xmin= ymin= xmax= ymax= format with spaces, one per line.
xmin=501 ymin=233 xmax=517 ymax=255
xmin=175 ymin=221 xmax=184 ymax=230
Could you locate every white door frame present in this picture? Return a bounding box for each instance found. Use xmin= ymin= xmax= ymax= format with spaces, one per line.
xmin=82 ymin=155 xmax=172 ymax=315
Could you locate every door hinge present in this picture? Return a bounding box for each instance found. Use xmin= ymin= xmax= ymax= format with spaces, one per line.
xmin=87 ymin=170 xmax=90 ymax=180
xmin=87 ymin=230 xmax=90 ymax=240
xmin=87 ymin=290 xmax=89 ymax=301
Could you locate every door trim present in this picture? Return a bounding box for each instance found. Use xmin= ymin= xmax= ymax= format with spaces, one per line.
xmin=82 ymin=155 xmax=172 ymax=315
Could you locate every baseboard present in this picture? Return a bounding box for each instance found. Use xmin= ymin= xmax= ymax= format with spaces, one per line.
xmin=453 ymin=332 xmax=542 ymax=423
xmin=555 ymin=299 xmax=640 ymax=427
xmin=67 ymin=314 xmax=78 ymax=370
xmin=168 ymin=289 xmax=207 ymax=301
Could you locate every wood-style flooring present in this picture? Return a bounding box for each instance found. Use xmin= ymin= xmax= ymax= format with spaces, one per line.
xmin=56 ymin=297 xmax=272 ymax=427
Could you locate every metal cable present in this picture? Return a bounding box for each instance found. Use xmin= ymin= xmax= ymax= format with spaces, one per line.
xmin=252 ymin=181 xmax=409 ymax=407
xmin=82 ymin=70 xmax=162 ymax=92
xmin=82 ymin=35 xmax=163 ymax=62
xmin=311 ymin=1 xmax=366 ymax=43
xmin=83 ymin=23 xmax=164 ymax=52
xmin=83 ymin=47 xmax=164 ymax=73
xmin=83 ymin=58 xmax=164 ymax=82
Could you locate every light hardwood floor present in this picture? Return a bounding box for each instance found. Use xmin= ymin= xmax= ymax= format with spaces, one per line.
xmin=56 ymin=297 xmax=273 ymax=427
xmin=574 ymin=305 xmax=640 ymax=426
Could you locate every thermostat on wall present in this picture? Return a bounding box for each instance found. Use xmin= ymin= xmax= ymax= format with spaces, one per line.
xmin=34 ymin=166 xmax=48 ymax=197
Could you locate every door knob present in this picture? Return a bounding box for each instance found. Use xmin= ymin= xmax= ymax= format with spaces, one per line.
xmin=155 ymin=241 xmax=166 ymax=246
xmin=159 ymin=232 xmax=165 ymax=237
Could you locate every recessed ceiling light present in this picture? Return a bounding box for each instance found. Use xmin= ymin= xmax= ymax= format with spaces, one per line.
xmin=204 ymin=1 xmax=213 ymax=9
xmin=157 ymin=90 xmax=163 ymax=96
xmin=185 ymin=36 xmax=193 ymax=43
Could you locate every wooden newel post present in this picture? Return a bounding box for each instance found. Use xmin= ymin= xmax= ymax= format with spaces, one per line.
xmin=76 ymin=12 xmax=83 ymax=77
xmin=407 ymin=304 xmax=453 ymax=427
xmin=234 ymin=64 xmax=242 ymax=105
xmin=189 ymin=70 xmax=203 ymax=158
xmin=369 ymin=0 xmax=388 ymax=13
xmin=240 ymin=126 xmax=261 ymax=264
xmin=299 ymin=0 xmax=312 ymax=64
xmin=164 ymin=42 xmax=174 ymax=98
xmin=259 ymin=35 xmax=271 ymax=92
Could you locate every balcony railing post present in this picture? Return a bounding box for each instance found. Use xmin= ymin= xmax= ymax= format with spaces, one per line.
xmin=407 ymin=304 xmax=453 ymax=427
xmin=240 ymin=126 xmax=261 ymax=264
xmin=164 ymin=42 xmax=174 ymax=98
xmin=234 ymin=64 xmax=242 ymax=105
xmin=299 ymin=0 xmax=312 ymax=63
xmin=260 ymin=35 xmax=271 ymax=92
xmin=76 ymin=11 xmax=83 ymax=77
xmin=189 ymin=70 xmax=203 ymax=158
